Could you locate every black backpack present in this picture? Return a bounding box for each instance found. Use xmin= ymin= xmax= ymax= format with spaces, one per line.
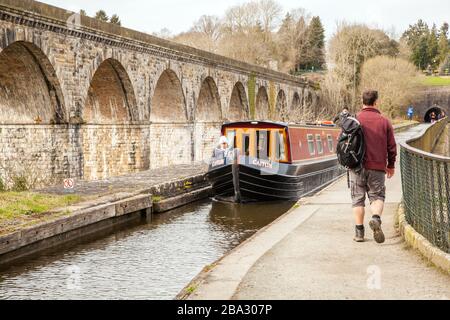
xmin=336 ymin=116 xmax=365 ymax=171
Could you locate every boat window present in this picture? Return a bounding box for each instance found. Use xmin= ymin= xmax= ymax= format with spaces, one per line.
xmin=316 ymin=134 xmax=323 ymax=154
xmin=307 ymin=134 xmax=315 ymax=155
xmin=275 ymin=130 xmax=286 ymax=161
xmin=257 ymin=130 xmax=270 ymax=160
xmin=243 ymin=134 xmax=251 ymax=157
xmin=226 ymin=130 xmax=236 ymax=149
xmin=327 ymin=134 xmax=334 ymax=152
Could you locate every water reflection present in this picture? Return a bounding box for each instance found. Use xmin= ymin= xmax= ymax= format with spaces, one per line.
xmin=0 ymin=199 xmax=293 ymax=300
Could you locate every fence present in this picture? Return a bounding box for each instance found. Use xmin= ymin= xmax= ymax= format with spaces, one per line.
xmin=400 ymin=118 xmax=450 ymax=253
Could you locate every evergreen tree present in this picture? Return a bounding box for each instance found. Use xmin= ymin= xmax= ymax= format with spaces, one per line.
xmin=402 ymin=19 xmax=431 ymax=69
xmin=79 ymin=9 xmax=87 ymax=16
xmin=427 ymin=24 xmax=439 ymax=68
xmin=438 ymin=22 xmax=449 ymax=65
xmin=303 ymin=16 xmax=325 ymax=70
xmin=110 ymin=14 xmax=121 ymax=26
xmin=402 ymin=19 xmax=429 ymax=47
xmin=95 ymin=10 xmax=109 ymax=22
xmin=411 ymin=35 xmax=429 ymax=70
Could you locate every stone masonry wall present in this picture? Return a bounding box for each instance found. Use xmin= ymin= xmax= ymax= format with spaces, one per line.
xmin=0 ymin=1 xmax=319 ymax=187
xmin=0 ymin=125 xmax=71 ymax=187
xmin=149 ymin=123 xmax=193 ymax=170
xmin=81 ymin=125 xmax=150 ymax=181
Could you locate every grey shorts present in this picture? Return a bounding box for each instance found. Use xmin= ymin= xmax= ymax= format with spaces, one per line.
xmin=350 ymin=168 xmax=386 ymax=208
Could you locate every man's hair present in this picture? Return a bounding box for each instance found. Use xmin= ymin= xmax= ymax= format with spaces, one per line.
xmin=362 ymin=90 xmax=378 ymax=107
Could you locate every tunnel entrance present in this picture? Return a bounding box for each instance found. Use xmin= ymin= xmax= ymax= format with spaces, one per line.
xmin=424 ymin=106 xmax=445 ymax=123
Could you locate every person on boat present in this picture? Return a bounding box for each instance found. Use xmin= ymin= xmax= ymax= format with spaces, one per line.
xmin=211 ymin=136 xmax=233 ymax=164
xmin=333 ymin=107 xmax=351 ymax=127
xmin=350 ymin=90 xmax=397 ymax=244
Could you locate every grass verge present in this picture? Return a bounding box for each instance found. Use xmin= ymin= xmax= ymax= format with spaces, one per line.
xmin=0 ymin=192 xmax=83 ymax=235
xmin=422 ymin=76 xmax=450 ymax=87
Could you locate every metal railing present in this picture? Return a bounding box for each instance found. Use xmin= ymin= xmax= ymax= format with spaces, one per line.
xmin=400 ymin=118 xmax=450 ymax=253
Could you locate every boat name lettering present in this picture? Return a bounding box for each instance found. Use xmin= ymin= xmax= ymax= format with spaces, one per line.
xmin=252 ymin=159 xmax=273 ymax=169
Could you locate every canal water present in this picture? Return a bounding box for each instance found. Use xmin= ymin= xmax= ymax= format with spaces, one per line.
xmin=0 ymin=199 xmax=294 ymax=300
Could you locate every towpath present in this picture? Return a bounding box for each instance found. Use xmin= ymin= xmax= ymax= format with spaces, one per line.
xmin=189 ymin=124 xmax=450 ymax=300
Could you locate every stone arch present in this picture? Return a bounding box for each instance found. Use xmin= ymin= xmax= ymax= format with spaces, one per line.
xmin=255 ymin=86 xmax=270 ymax=120
xmin=81 ymin=58 xmax=147 ymax=181
xmin=194 ymin=76 xmax=223 ymax=162
xmin=303 ymin=89 xmax=315 ymax=122
xmin=196 ymin=76 xmax=222 ymax=121
xmin=228 ymin=81 xmax=248 ymax=121
xmin=290 ymin=92 xmax=302 ymax=121
xmin=83 ymin=58 xmax=137 ymax=124
xmin=0 ymin=41 xmax=66 ymax=124
xmin=424 ymin=105 xmax=446 ymax=123
xmin=149 ymin=68 xmax=191 ymax=169
xmin=275 ymin=90 xmax=288 ymax=121
xmin=150 ymin=68 xmax=187 ymax=122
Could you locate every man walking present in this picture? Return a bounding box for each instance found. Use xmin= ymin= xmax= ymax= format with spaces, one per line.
xmin=351 ymin=91 xmax=397 ymax=243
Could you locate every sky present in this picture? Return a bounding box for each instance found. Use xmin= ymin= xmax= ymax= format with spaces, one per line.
xmin=39 ymin=0 xmax=450 ymax=40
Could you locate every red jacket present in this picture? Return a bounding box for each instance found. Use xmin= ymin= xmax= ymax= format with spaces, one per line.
xmin=357 ymin=107 xmax=397 ymax=171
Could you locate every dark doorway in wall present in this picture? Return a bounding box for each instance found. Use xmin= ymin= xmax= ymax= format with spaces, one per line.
xmin=424 ymin=106 xmax=445 ymax=123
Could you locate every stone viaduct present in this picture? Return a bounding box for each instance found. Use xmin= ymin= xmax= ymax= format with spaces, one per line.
xmin=0 ymin=0 xmax=319 ymax=187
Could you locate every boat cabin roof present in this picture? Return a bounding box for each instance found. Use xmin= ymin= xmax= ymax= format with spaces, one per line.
xmin=222 ymin=121 xmax=336 ymax=131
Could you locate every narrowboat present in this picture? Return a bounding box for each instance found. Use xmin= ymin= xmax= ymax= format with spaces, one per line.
xmin=206 ymin=121 xmax=345 ymax=203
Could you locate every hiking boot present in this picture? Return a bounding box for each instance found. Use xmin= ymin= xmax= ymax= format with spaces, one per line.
xmin=353 ymin=226 xmax=365 ymax=242
xmin=369 ymin=216 xmax=385 ymax=244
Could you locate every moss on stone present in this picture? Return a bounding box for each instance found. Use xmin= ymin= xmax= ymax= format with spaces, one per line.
xmin=248 ymin=74 xmax=256 ymax=119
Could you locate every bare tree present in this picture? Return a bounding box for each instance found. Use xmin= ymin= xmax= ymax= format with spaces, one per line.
xmin=257 ymin=0 xmax=283 ymax=41
xmin=328 ymin=23 xmax=399 ymax=108
xmin=275 ymin=9 xmax=311 ymax=73
xmin=153 ymin=28 xmax=172 ymax=39
xmin=192 ymin=15 xmax=222 ymax=42
xmin=360 ymin=56 xmax=421 ymax=118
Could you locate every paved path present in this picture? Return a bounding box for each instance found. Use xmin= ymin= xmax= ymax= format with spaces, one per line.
xmin=190 ymin=124 xmax=450 ymax=300
xmin=37 ymin=163 xmax=206 ymax=196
